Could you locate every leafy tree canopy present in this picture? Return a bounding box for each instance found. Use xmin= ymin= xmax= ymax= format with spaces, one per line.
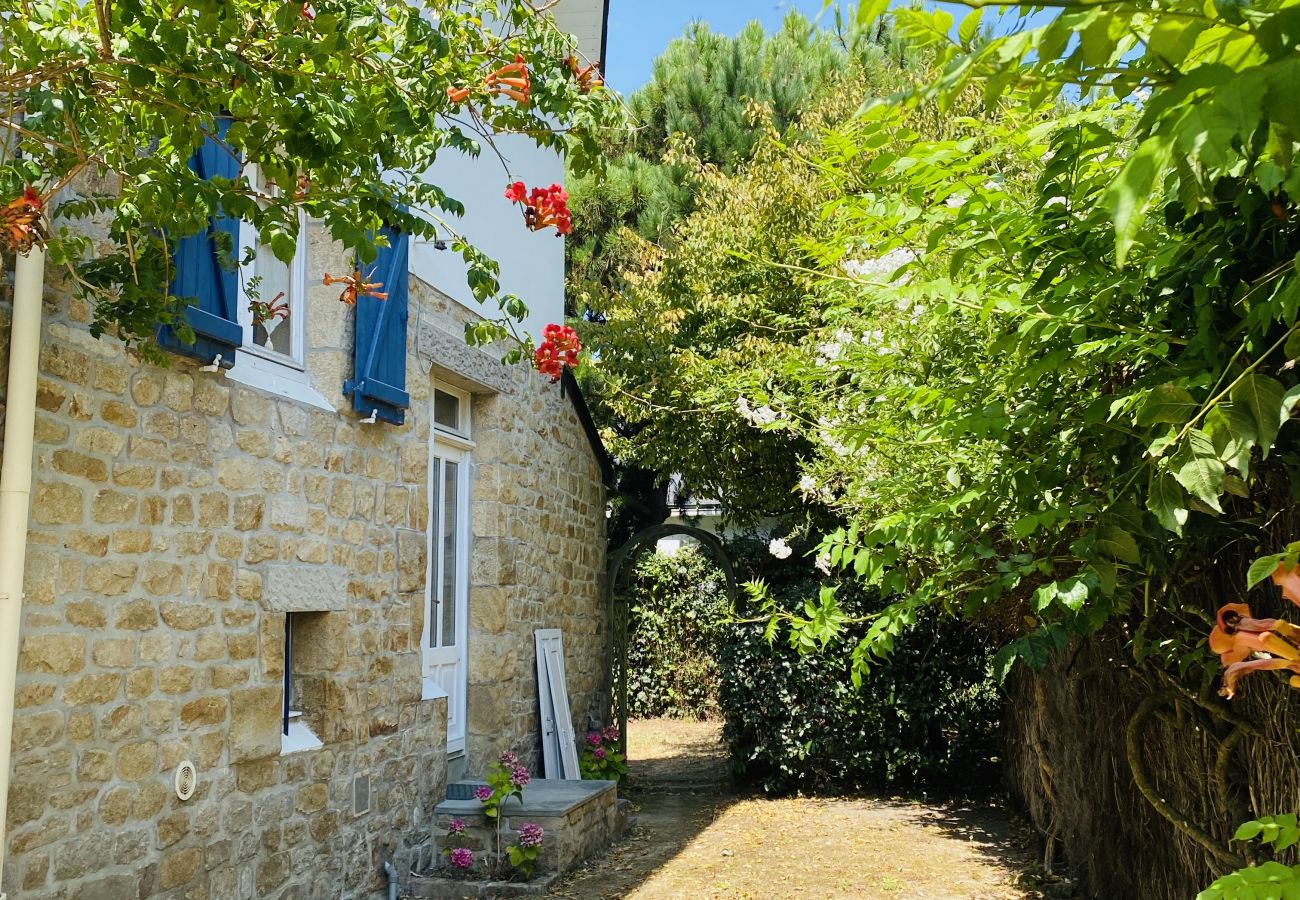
xmin=580 ymin=0 xmax=1300 ymax=692
xmin=2 ymin=0 xmax=618 ymax=359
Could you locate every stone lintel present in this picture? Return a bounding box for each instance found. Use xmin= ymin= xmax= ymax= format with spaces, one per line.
xmin=261 ymin=564 xmax=349 ymax=613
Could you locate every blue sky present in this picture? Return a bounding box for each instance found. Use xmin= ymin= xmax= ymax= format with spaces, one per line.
xmin=604 ymin=0 xmax=839 ymax=94
xmin=602 ymin=1 xmax=1045 ymax=96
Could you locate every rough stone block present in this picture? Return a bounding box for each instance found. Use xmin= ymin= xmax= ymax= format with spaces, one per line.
xmin=261 ymin=564 xmax=348 ymax=612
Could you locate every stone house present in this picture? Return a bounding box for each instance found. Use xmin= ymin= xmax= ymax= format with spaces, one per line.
xmin=0 ymin=4 xmax=614 ymax=898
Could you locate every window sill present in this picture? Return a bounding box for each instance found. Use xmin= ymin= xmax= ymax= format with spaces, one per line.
xmin=229 ymin=350 xmax=336 ymax=412
xmin=422 ymin=676 xmax=449 ymax=702
xmin=281 ymin=720 xmax=323 ymax=755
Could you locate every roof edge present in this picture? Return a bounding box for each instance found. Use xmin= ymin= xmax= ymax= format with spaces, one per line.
xmin=562 ymin=368 xmax=615 ymax=488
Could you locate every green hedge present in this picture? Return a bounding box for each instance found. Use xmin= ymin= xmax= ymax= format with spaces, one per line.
xmin=717 ymin=571 xmax=1002 ymax=793
xmin=625 ymin=547 xmax=729 ymax=719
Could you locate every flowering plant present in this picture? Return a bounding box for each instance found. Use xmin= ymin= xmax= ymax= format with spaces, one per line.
xmin=478 ymin=750 xmax=529 ymax=819
xmin=504 ymin=181 xmax=572 ymax=235
xmin=506 ymin=822 xmax=544 ymax=880
xmin=578 ymin=724 xmax=627 ymax=782
xmin=532 ymin=323 xmax=582 ymax=382
xmin=449 ymin=847 xmax=474 ymax=871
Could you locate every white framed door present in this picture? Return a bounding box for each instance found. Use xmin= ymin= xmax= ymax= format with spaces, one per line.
xmin=423 ymin=440 xmax=471 ymax=755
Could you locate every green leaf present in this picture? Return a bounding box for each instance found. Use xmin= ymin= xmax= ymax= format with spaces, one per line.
xmin=1247 ymin=553 xmax=1284 ymax=590
xmin=1172 ymin=429 xmax=1226 ymax=512
xmin=1103 ymin=134 xmax=1173 ymax=268
xmin=1230 ymin=374 xmax=1288 ymax=459
xmin=1148 ymin=474 xmax=1189 ymax=535
xmin=1137 ymin=384 xmax=1198 ymax=426
xmin=1095 ymin=525 xmax=1140 ymax=563
xmin=958 ymin=9 xmax=983 ymax=47
xmin=1235 ymin=820 xmax=1265 ymax=841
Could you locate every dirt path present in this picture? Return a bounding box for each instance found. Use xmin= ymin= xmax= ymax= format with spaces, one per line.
xmin=550 ymin=719 xmax=1041 ymax=900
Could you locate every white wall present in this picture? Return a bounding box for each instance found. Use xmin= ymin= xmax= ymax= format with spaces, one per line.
xmin=409 ymin=134 xmax=566 ymax=346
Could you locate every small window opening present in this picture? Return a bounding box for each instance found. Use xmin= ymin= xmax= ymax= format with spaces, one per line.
xmin=282 ymin=612 xmax=323 ymax=755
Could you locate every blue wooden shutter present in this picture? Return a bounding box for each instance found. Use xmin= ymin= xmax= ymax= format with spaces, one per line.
xmin=344 ymin=224 xmax=410 ymax=425
xmin=157 ymin=118 xmax=243 ymax=368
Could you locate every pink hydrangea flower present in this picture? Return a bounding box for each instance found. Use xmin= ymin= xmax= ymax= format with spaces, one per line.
xmin=474 ymin=785 xmax=492 ymax=802
xmin=586 ymin=731 xmax=602 ymax=747
xmin=594 ymin=746 xmax=606 ymax=760
xmin=450 ymin=847 xmax=473 ymax=870
xmin=447 ymin=818 xmax=466 ymax=835
xmin=510 ymin=765 xmax=531 ymax=789
xmin=518 ymin=822 xmax=544 ymax=848
xmin=499 ymin=750 xmax=519 ymax=768
xmin=602 ymin=724 xmax=620 ymax=743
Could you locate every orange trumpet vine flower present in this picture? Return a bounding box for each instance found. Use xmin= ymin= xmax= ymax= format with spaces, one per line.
xmin=322 ymin=269 xmax=386 ymax=306
xmin=1210 ymin=602 xmax=1300 ymax=698
xmin=249 ymin=292 xmax=291 ymax=328
xmin=2 ymin=186 xmax=47 ymax=254
xmin=1272 ymin=562 xmax=1300 ymax=608
xmin=484 ymin=54 xmax=530 ymax=104
xmin=446 ymin=85 xmax=472 ymax=106
xmin=565 ymin=55 xmax=603 ymax=93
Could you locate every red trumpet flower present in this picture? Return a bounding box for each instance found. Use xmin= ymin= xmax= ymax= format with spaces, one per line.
xmin=446 ymin=86 xmax=472 ymax=106
xmin=504 ymin=182 xmax=571 ymax=236
xmin=532 ymin=323 xmax=581 ymax=382
xmin=2 ymin=186 xmax=46 ymax=254
xmin=323 ymin=269 xmax=387 ymax=305
xmin=1210 ymin=601 xmax=1300 ymax=698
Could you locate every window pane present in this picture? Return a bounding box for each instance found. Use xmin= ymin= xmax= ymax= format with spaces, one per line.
xmin=434 ymin=390 xmax=461 ymax=432
xmin=430 ymin=459 xmax=442 ymax=649
xmin=441 ymin=461 xmax=459 ymax=647
xmin=251 ymin=245 xmax=294 ymax=357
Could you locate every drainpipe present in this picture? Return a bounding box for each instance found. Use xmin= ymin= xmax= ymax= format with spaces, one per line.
xmin=0 ymin=244 xmax=47 ymax=899
xmin=382 ymin=857 xmax=398 ymax=900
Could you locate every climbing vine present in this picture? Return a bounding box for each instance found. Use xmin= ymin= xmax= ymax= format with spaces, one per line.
xmin=1 ymin=0 xmax=619 ymax=361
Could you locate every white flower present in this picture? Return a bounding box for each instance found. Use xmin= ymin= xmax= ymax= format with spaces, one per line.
xmin=798 ymin=474 xmax=818 ymax=496
xmin=817 ymin=341 xmax=843 ymax=363
xmin=768 ymin=538 xmax=793 ymax=560
xmin=945 ymin=193 xmax=967 ymax=209
xmin=815 ymin=554 xmax=832 ymax=575
xmin=736 ymin=395 xmax=779 ymax=427
xmin=841 ymin=248 xmax=917 ymax=283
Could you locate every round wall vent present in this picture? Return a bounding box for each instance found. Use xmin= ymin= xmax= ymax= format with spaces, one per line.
xmin=174 ymin=760 xmax=198 ymax=801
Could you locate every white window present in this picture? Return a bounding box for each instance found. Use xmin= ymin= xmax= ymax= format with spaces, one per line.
xmin=227 ymin=169 xmax=333 ymax=411
xmin=423 ymin=384 xmax=472 ymax=754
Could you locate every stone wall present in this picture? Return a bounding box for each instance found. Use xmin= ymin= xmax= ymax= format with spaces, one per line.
xmin=0 ymin=222 xmax=608 ymax=899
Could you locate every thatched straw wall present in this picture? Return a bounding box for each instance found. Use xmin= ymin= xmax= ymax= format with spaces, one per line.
xmin=1006 ymin=628 xmax=1300 ymax=899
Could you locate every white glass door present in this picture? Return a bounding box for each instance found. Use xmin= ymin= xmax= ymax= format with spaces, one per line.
xmin=423 ymin=442 xmax=470 ymax=755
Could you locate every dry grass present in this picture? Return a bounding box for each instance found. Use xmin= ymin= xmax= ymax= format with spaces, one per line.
xmin=552 ymin=719 xmax=1038 ymax=900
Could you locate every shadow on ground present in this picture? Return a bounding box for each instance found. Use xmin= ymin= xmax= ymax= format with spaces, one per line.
xmin=549 ymin=720 xmax=1048 ymax=900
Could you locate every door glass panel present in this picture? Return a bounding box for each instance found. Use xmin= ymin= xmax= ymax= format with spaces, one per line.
xmin=441 ymin=460 xmax=459 ymax=647
xmin=429 ymin=457 xmax=443 ymax=649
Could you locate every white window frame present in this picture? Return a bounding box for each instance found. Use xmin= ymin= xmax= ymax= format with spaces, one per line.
xmin=432 ymin=383 xmax=473 ymax=446
xmin=227 ymin=168 xmax=333 ymax=411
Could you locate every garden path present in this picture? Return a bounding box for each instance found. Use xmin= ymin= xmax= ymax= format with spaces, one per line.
xmin=549 ymin=719 xmax=1041 ymax=900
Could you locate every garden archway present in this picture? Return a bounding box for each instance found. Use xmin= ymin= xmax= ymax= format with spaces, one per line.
xmin=606 ymin=524 xmax=738 ymax=751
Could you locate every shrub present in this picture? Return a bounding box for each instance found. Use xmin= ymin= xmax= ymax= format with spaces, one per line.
xmin=717 ymin=575 xmax=1001 ymax=794
xmin=625 ymin=546 xmax=730 ymax=719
